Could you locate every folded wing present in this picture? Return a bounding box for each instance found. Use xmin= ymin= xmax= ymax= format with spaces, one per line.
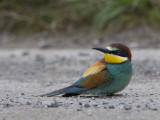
xmin=74 ymin=58 xmax=113 ymax=88
xmin=41 ymin=58 xmax=114 ymax=97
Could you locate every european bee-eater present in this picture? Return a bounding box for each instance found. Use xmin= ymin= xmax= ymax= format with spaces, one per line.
xmin=41 ymin=43 xmax=132 ymax=97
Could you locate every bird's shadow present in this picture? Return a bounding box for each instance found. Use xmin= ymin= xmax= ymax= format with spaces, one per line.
xmin=62 ymin=93 xmax=124 ymax=98
xmin=34 ymin=93 xmax=126 ymax=98
xmin=80 ymin=94 xmax=124 ymax=98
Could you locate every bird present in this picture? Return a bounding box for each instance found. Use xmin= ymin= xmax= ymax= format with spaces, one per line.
xmin=41 ymin=43 xmax=132 ymax=97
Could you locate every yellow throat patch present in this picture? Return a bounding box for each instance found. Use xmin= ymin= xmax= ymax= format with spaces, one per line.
xmin=104 ymin=53 xmax=127 ymax=64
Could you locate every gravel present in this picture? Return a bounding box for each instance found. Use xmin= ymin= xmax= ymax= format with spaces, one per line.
xmin=0 ymin=49 xmax=160 ymax=120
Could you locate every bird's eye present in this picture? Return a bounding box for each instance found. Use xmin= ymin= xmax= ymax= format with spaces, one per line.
xmin=112 ymin=51 xmax=120 ymax=55
xmin=115 ymin=51 xmax=120 ymax=54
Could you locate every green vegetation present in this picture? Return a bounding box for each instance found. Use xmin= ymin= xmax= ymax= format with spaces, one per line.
xmin=0 ymin=0 xmax=160 ymax=33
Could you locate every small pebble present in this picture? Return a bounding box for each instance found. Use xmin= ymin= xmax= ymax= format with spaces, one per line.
xmin=10 ymin=99 xmax=14 ymax=102
xmin=102 ymin=101 xmax=109 ymax=105
xmin=108 ymin=105 xmax=115 ymax=109
xmin=104 ymin=105 xmax=108 ymax=109
xmin=57 ymin=102 xmax=63 ymax=106
xmin=79 ymin=102 xmax=82 ymax=105
xmin=92 ymin=102 xmax=99 ymax=107
xmin=21 ymin=93 xmax=25 ymax=95
xmin=91 ymin=97 xmax=95 ymax=100
xmin=150 ymin=99 xmax=153 ymax=102
xmin=124 ymin=104 xmax=132 ymax=110
xmin=26 ymin=102 xmax=32 ymax=105
xmin=118 ymin=103 xmax=125 ymax=109
xmin=64 ymin=103 xmax=70 ymax=108
xmin=136 ymin=104 xmax=141 ymax=108
xmin=152 ymin=108 xmax=158 ymax=111
xmin=77 ymin=107 xmax=83 ymax=111
xmin=36 ymin=101 xmax=42 ymax=106
xmin=84 ymin=103 xmax=90 ymax=108
xmin=42 ymin=100 xmax=59 ymax=108
xmin=69 ymin=101 xmax=73 ymax=104
xmin=22 ymin=51 xmax=29 ymax=56
xmin=35 ymin=54 xmax=44 ymax=62
xmin=2 ymin=103 xmax=13 ymax=108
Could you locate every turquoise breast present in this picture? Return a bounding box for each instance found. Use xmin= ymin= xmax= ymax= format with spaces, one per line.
xmin=90 ymin=60 xmax=132 ymax=95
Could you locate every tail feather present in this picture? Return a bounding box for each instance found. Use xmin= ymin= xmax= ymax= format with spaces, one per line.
xmin=40 ymin=85 xmax=89 ymax=97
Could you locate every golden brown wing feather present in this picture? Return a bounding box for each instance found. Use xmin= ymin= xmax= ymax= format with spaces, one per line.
xmin=80 ymin=58 xmax=113 ymax=88
xmin=81 ymin=70 xmax=106 ymax=88
xmin=82 ymin=58 xmax=106 ymax=77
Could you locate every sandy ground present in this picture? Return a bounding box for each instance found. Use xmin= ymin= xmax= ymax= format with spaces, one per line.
xmin=0 ymin=49 xmax=160 ymax=120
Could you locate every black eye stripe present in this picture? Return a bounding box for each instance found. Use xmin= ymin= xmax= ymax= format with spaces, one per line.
xmin=111 ymin=50 xmax=128 ymax=57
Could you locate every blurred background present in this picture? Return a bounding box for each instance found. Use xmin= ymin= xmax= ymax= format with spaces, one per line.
xmin=0 ymin=0 xmax=160 ymax=49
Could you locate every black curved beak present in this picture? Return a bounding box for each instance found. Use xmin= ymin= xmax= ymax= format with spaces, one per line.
xmin=92 ymin=47 xmax=109 ymax=53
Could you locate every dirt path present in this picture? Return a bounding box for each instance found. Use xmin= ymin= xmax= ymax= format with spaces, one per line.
xmin=0 ymin=49 xmax=160 ymax=120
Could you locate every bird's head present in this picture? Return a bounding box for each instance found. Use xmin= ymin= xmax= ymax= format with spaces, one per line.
xmin=93 ymin=43 xmax=132 ymax=64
